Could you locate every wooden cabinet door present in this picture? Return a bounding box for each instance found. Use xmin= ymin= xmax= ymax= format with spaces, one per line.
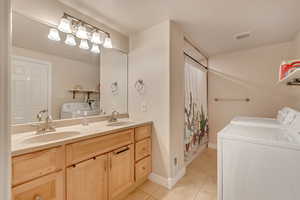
xmin=109 ymin=145 xmax=134 ymax=200
xmin=67 ymin=154 xmax=108 ymax=200
xmin=12 ymin=171 xmax=63 ymax=200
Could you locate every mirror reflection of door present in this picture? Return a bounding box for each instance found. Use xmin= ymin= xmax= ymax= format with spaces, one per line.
xmin=11 ymin=56 xmax=51 ymax=124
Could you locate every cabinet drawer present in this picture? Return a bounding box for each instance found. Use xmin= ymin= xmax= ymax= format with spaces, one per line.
xmin=12 ymin=147 xmax=63 ymax=186
xmin=135 ymin=138 xmax=151 ymax=161
xmin=66 ymin=129 xmax=134 ymax=165
xmin=135 ymin=156 xmax=151 ymax=181
xmin=135 ymin=125 xmax=151 ymax=141
xmin=12 ymin=171 xmax=64 ymax=200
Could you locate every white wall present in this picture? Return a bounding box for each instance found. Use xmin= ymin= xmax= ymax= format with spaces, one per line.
xmin=0 ymin=0 xmax=11 ymax=199
xmin=208 ymin=42 xmax=299 ymax=144
xmin=129 ymin=20 xmax=171 ymax=179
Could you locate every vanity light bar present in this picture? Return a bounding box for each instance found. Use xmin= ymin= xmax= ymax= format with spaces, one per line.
xmin=48 ymin=12 xmax=113 ymax=52
xmin=63 ymin=13 xmax=110 ymax=37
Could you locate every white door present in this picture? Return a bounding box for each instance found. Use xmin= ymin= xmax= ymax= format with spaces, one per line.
xmin=11 ymin=56 xmax=51 ymax=124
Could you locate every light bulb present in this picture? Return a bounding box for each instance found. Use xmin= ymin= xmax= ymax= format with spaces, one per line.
xmin=103 ymin=36 xmax=112 ymax=48
xmin=48 ymin=28 xmax=61 ymax=41
xmin=79 ymin=39 xmax=89 ymax=50
xmin=58 ymin=17 xmax=72 ymax=33
xmin=65 ymin=34 xmax=76 ymax=46
xmin=91 ymin=31 xmax=101 ymax=44
xmin=91 ymin=44 xmax=100 ymax=54
xmin=76 ymin=25 xmax=88 ymax=39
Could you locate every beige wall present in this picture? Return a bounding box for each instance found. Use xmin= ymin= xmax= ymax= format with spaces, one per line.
xmin=100 ymin=48 xmax=128 ymax=114
xmin=12 ymin=0 xmax=129 ymax=52
xmin=12 ymin=47 xmax=99 ymax=120
xmin=208 ymin=41 xmax=300 ymax=144
xmin=292 ymin=32 xmax=300 ymax=59
xmin=169 ymin=21 xmax=185 ymax=177
xmin=129 ymin=20 xmax=187 ymax=182
xmin=129 ymin=20 xmax=171 ymax=178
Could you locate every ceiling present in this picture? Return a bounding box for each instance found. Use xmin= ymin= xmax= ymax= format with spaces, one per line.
xmin=60 ymin=0 xmax=300 ymax=55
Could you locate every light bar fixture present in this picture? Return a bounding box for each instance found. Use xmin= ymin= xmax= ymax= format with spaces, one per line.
xmin=47 ymin=12 xmax=113 ymax=53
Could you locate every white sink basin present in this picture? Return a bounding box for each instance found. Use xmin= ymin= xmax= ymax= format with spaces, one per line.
xmin=106 ymin=121 xmax=132 ymax=127
xmin=24 ymin=131 xmax=81 ymax=143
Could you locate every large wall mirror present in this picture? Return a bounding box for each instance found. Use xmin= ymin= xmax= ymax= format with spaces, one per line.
xmin=11 ymin=1 xmax=128 ymax=125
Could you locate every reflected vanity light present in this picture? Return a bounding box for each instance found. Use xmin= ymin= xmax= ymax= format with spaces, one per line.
xmin=91 ymin=31 xmax=104 ymax=45
xmin=48 ymin=13 xmax=113 ymax=51
xmin=48 ymin=28 xmax=61 ymax=41
xmin=103 ymin=36 xmax=112 ymax=48
xmin=58 ymin=17 xmax=72 ymax=33
xmin=91 ymin=44 xmax=100 ymax=54
xmin=79 ymin=39 xmax=89 ymax=50
xmin=76 ymin=25 xmax=89 ymax=40
xmin=65 ymin=34 xmax=76 ymax=46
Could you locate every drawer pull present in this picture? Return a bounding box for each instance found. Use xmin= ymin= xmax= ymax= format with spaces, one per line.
xmin=142 ymin=166 xmax=146 ymax=170
xmin=35 ymin=195 xmax=43 ymax=200
xmin=114 ymin=147 xmax=130 ymax=155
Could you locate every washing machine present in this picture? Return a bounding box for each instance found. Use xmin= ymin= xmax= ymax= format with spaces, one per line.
xmin=218 ymin=122 xmax=300 ymax=200
xmin=60 ymin=102 xmax=100 ymax=119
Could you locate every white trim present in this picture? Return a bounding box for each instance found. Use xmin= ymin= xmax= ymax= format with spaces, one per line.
xmin=185 ymin=144 xmax=207 ymax=167
xmin=208 ymin=143 xmax=217 ymax=149
xmin=148 ymin=173 xmax=170 ymax=189
xmin=169 ymin=167 xmax=186 ymax=188
xmin=148 ymin=167 xmax=186 ymax=190
xmin=11 ymin=55 xmax=52 ymax=116
xmin=0 ymin=0 xmax=11 ymax=199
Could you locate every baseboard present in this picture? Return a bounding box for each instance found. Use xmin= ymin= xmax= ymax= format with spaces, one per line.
xmin=148 ymin=173 xmax=169 ymax=189
xmin=168 ymin=167 xmax=186 ymax=189
xmin=208 ymin=143 xmax=217 ymax=149
xmin=148 ymin=167 xmax=186 ymax=189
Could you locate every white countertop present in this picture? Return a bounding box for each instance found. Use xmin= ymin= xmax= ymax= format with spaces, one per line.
xmin=12 ymin=119 xmax=152 ymax=156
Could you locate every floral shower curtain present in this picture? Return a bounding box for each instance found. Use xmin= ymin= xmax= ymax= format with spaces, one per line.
xmin=184 ymin=56 xmax=208 ymax=163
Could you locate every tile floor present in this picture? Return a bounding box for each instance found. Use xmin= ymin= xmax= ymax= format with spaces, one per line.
xmin=124 ymin=148 xmax=217 ymax=200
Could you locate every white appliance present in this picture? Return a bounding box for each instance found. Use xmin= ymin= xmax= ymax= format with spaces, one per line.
xmin=231 ymin=116 xmax=282 ymax=128
xmin=231 ymin=107 xmax=298 ymax=128
xmin=60 ymin=102 xmax=100 ymax=119
xmin=218 ymin=121 xmax=300 ymax=200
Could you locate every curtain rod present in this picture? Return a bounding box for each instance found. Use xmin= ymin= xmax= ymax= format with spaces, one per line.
xmin=184 ymin=37 xmax=208 ymax=60
xmin=184 ymin=52 xmax=208 ymax=70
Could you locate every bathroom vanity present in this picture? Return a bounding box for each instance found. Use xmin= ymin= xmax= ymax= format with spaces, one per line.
xmin=11 ymin=121 xmax=152 ymax=200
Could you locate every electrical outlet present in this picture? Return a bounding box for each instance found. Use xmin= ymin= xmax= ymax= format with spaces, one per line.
xmin=141 ymin=102 xmax=147 ymax=112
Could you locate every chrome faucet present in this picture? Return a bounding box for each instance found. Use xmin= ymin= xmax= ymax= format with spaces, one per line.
xmin=34 ymin=109 xmax=56 ymax=134
xmin=108 ymin=110 xmax=119 ymax=123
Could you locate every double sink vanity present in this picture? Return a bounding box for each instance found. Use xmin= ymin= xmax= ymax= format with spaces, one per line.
xmin=11 ymin=119 xmax=152 ymax=200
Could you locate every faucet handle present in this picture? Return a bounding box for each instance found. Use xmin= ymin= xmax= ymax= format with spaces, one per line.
xmin=36 ymin=109 xmax=48 ymax=121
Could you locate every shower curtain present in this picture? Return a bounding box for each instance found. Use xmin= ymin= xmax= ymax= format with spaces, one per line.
xmin=184 ymin=56 xmax=208 ymax=163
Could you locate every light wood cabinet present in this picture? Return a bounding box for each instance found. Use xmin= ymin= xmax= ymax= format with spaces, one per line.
xmin=12 ymin=124 xmax=152 ymax=200
xmin=67 ymin=154 xmax=108 ymax=200
xmin=12 ymin=171 xmax=63 ymax=200
xmin=12 ymin=147 xmax=63 ymax=186
xmin=135 ymin=138 xmax=151 ymax=161
xmin=109 ymin=145 xmax=134 ymax=200
xmin=66 ymin=129 xmax=134 ymax=166
xmin=135 ymin=125 xmax=152 ymax=141
xmin=135 ymin=156 xmax=151 ymax=181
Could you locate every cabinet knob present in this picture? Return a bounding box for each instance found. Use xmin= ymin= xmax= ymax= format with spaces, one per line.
xmin=35 ymin=195 xmax=43 ymax=200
